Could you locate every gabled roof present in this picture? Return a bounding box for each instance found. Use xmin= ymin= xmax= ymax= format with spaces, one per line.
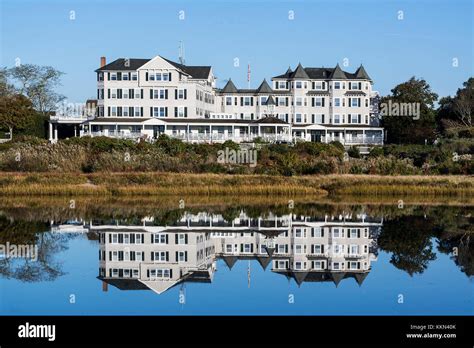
xmin=292 ymin=63 xmax=310 ymax=79
xmin=221 ymin=79 xmax=239 ymax=93
xmin=96 ymin=58 xmax=150 ymax=72
xmin=330 ymin=64 xmax=347 ymax=80
xmin=96 ymin=56 xmax=211 ymax=79
xmin=331 ymin=272 xmax=346 ymax=287
xmin=354 ymin=64 xmax=371 ymax=80
xmin=222 ymin=255 xmax=238 ymax=269
xmin=256 ymin=256 xmax=272 ymax=271
xmin=293 ymin=271 xmax=309 ymax=286
xmin=265 ymin=95 xmax=276 ymax=106
xmin=256 ymin=79 xmax=273 ymax=93
xmin=160 ymin=56 xmax=211 ymax=79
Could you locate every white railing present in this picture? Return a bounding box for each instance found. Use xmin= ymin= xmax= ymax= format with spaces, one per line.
xmin=87 ymin=131 xmax=143 ymax=139
xmin=344 ymin=136 xmax=383 ymax=145
xmin=168 ymin=133 xmax=292 ymax=143
xmin=50 ymin=115 xmax=89 ymax=121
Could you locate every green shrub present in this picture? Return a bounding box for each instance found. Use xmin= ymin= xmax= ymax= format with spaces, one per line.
xmin=348 ymin=146 xmax=361 ymax=158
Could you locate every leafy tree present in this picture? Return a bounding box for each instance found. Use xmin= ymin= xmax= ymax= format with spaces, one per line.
xmin=381 ymin=77 xmax=438 ymax=144
xmin=8 ymin=64 xmax=65 ymax=114
xmin=0 ymin=93 xmax=36 ymax=138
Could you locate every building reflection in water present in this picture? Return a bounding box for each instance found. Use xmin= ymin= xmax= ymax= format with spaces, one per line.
xmin=79 ymin=211 xmax=383 ymax=294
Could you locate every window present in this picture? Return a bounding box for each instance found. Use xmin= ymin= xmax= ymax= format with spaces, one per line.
xmin=162 ymin=73 xmax=169 ymax=81
xmin=295 ymin=228 xmax=303 ymax=238
xmin=226 ymin=244 xmax=233 ymax=253
xmin=277 ymin=244 xmax=287 ymax=254
xmin=177 ymin=251 xmax=187 ymax=262
xmin=177 ymin=89 xmax=186 ymax=99
xmin=153 ymin=251 xmax=168 ymax=262
xmin=333 ymin=228 xmax=340 ymax=238
xmin=350 ymin=229 xmax=358 ymax=238
xmin=153 ymin=233 xmax=167 ymax=244
xmin=177 ymin=106 xmax=185 ymax=117
xmin=111 ymin=234 xmax=118 ymax=244
xmin=131 ymin=73 xmax=138 ymax=81
xmin=135 ymin=233 xmax=142 ymax=244
xmin=111 ymin=89 xmax=117 ymax=98
xmin=123 ymin=89 xmax=129 ymax=99
xmin=314 ymin=97 xmax=323 ymax=107
xmin=123 ymin=106 xmax=129 ymax=116
xmin=350 ymin=245 xmax=359 ymax=255
xmin=150 ymin=269 xmax=171 ymax=279
xmin=295 ymin=97 xmax=303 ymax=106
xmin=177 ymin=234 xmax=187 ymax=245
xmin=349 ymin=261 xmax=359 ymax=270
xmin=314 ymin=114 xmax=324 ymax=123
xmin=278 ymin=97 xmax=286 ymax=106
xmin=278 ymin=81 xmax=287 ymax=89
xmin=132 ymin=269 xmax=139 ymax=278
xmin=226 ymin=96 xmax=232 ymax=106
xmin=313 ymin=244 xmax=323 ymax=254
xmin=312 ymin=227 xmax=322 ymax=237
xmin=260 ymin=96 xmax=268 ymax=105
xmin=277 ymin=260 xmax=288 ymax=269
xmin=111 ymin=107 xmax=117 ymax=117
xmin=154 ymin=89 xmax=167 ymax=99
xmin=295 ymin=81 xmax=303 ymax=89
xmin=294 ymin=261 xmax=303 ymax=270
xmin=334 ymin=82 xmax=341 ymax=89
xmin=295 ymin=244 xmax=303 ymax=254
xmin=351 ymin=98 xmax=359 ymax=107
xmin=134 ymin=107 xmax=141 ymax=117
xmin=149 ymin=73 xmax=155 ymax=81
xmin=313 ymin=81 xmax=324 ymax=90
xmin=134 ymin=89 xmax=141 ymax=98
xmin=110 ymin=73 xmax=117 ymax=81
xmin=295 ymin=113 xmax=302 ymax=123
xmin=350 ymin=82 xmax=359 ymax=90
xmin=122 ymin=73 xmax=129 ymax=81
xmin=313 ymin=261 xmax=324 ymax=270
xmin=351 ymin=114 xmax=359 ymax=123
xmin=153 ymin=107 xmax=166 ymax=117
xmin=333 ymin=262 xmax=341 ymax=270
xmin=243 ymin=97 xmax=252 ymax=106
xmin=243 ymin=244 xmax=252 ymax=253
xmin=334 ymin=114 xmax=341 ymax=124
xmin=334 ymin=98 xmax=341 ymax=107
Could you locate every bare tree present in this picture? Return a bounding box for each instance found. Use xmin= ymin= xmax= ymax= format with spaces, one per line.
xmin=8 ymin=64 xmax=65 ymax=115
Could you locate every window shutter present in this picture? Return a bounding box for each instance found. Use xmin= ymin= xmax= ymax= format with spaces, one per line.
xmin=140 ymin=89 xmax=144 ymax=99
xmin=311 ymin=245 xmax=314 ymax=253
xmin=184 ymin=107 xmax=187 ymax=117
xmin=108 ymin=89 xmax=110 ymax=99
xmin=286 ymin=82 xmax=289 ymax=89
xmin=174 ymin=107 xmax=178 ymax=117
xmin=358 ymin=114 xmax=361 ymax=123
xmin=145 ymin=72 xmax=148 ymax=81
xmin=109 ymin=251 xmax=112 ymax=261
xmin=358 ymin=98 xmax=361 ymax=107
xmin=358 ymin=82 xmax=362 ymax=90
xmin=321 ymin=244 xmax=325 ymax=253
xmin=118 ymin=89 xmax=122 ymax=99
xmin=168 ymin=72 xmax=172 ymax=81
xmin=175 ymin=90 xmax=178 ymax=99
xmin=129 ymin=89 xmax=134 ymax=99
xmin=185 ymin=234 xmax=188 ymax=244
xmin=109 ymin=234 xmax=111 ymax=243
xmin=348 ymin=114 xmax=351 ymax=124
xmin=165 ymin=107 xmax=168 ymax=117
xmin=251 ymin=244 xmax=254 ymax=253
xmin=165 ymin=90 xmax=168 ymax=99
xmin=151 ymin=234 xmax=154 ymax=243
xmin=130 ymin=234 xmax=135 ymax=244
xmin=175 ymin=234 xmax=178 ymax=244
xmin=151 ymin=252 xmax=154 ymax=261
xmin=312 ymin=98 xmax=315 ymax=107
xmin=107 ymin=107 xmax=110 ymax=116
xmin=147 ymin=270 xmax=150 ymax=278
xmin=286 ymin=97 xmax=289 ymax=106
xmin=142 ymin=234 xmax=145 ymax=243
xmin=348 ymin=97 xmax=351 ymax=107
xmin=240 ymin=97 xmax=243 ymax=106
xmin=176 ymin=251 xmax=179 ymax=262
xmin=322 ymin=98 xmax=325 ymax=107
xmin=322 ymin=114 xmax=325 ymax=123
xmin=185 ymin=252 xmax=188 ymax=262
xmin=285 ymin=245 xmax=289 ymax=253
xmin=150 ymin=89 xmax=153 ymax=99
xmin=141 ymin=107 xmax=143 ymax=117
xmin=184 ymin=90 xmax=187 ymax=99
xmin=166 ymin=234 xmax=169 ymax=244
xmin=150 ymin=107 xmax=153 ymax=117
xmin=169 ymin=269 xmax=173 ymax=278
xmin=107 ymin=72 xmax=110 ymax=80
xmin=240 ymin=244 xmax=243 ymax=252
xmin=166 ymin=252 xmax=169 ymax=261
xmin=250 ymin=97 xmax=254 ymax=106
xmin=129 ymin=107 xmax=133 ymax=116
xmin=348 ymin=83 xmax=351 ymax=90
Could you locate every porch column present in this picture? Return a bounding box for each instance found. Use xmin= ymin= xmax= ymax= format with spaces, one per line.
xmin=231 ymin=125 xmax=234 ymax=141
xmin=74 ymin=126 xmax=77 ymax=137
xmin=258 ymin=125 xmax=261 ymax=136
xmin=186 ymin=124 xmax=189 ymax=141
xmin=362 ymin=129 xmax=365 ymax=144
xmin=115 ymin=123 xmax=118 ymax=137
xmin=343 ymin=128 xmax=346 ymax=145
xmin=49 ymin=122 xmax=53 ymax=141
xmin=325 ymin=129 xmax=328 ymax=143
xmin=53 ymin=124 xmax=58 ymax=141
xmin=248 ymin=125 xmax=250 ymax=140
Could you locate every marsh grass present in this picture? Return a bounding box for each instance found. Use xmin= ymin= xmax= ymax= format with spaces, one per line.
xmin=0 ymin=172 xmax=472 ymax=196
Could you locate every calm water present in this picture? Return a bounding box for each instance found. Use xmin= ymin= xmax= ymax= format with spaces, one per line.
xmin=0 ymin=199 xmax=472 ymax=315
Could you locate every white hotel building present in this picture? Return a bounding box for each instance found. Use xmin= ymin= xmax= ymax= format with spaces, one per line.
xmin=50 ymin=55 xmax=384 ymax=150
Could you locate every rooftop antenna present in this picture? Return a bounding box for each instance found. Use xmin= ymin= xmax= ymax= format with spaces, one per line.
xmin=179 ymin=41 xmax=186 ymax=65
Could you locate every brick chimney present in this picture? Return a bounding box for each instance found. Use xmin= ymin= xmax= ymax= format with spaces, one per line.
xmin=100 ymin=56 xmax=106 ymax=68
xmin=102 ymin=281 xmax=108 ymax=292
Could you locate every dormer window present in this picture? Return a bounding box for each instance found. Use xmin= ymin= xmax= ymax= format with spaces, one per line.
xmin=278 ymin=81 xmax=287 ymax=89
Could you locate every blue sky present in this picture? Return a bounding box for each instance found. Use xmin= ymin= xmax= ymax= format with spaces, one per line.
xmin=1 ymin=0 xmax=472 ymax=103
